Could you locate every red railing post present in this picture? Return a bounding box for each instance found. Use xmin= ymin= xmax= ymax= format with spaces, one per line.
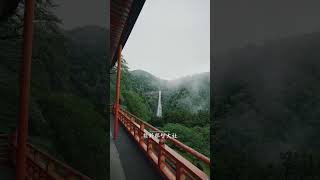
xmin=176 ymin=163 xmax=186 ymax=180
xmin=113 ymin=45 xmax=122 ymax=140
xmin=147 ymin=137 xmax=152 ymax=155
xmin=47 ymin=161 xmax=55 ymax=176
xmin=134 ymin=125 xmax=137 ymax=139
xmin=125 ymin=115 xmax=128 ymax=128
xmin=66 ymin=172 xmax=76 ymax=180
xmin=158 ymin=136 xmax=166 ymax=171
xmin=139 ymin=124 xmax=145 ymax=144
xmin=16 ymin=0 xmax=35 ymax=179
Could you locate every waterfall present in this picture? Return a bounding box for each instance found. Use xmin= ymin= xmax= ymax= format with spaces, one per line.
xmin=156 ymin=90 xmax=162 ymax=117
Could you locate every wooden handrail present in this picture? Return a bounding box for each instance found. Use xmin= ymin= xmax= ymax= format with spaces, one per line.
xmin=115 ymin=107 xmax=210 ymax=180
xmin=6 ymin=133 xmax=92 ymax=180
xmin=119 ymin=107 xmax=211 ymax=165
xmin=26 ymin=143 xmax=92 ymax=180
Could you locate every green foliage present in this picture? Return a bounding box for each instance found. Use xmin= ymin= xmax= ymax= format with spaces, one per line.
xmin=110 ymin=60 xmax=153 ymax=121
xmin=163 ymin=123 xmax=209 ymax=156
xmin=40 ymin=94 xmax=108 ymax=179
xmin=110 ymin=65 xmax=210 ymax=175
xmin=68 ymin=26 xmax=108 ymax=112
xmin=123 ymin=91 xmax=151 ymax=121
xmin=162 ymin=123 xmax=210 ymax=175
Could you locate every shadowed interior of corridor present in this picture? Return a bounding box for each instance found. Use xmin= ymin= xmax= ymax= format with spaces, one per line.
xmin=0 ymin=164 xmax=14 ymax=180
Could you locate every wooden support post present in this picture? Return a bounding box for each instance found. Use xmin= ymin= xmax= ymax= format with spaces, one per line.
xmin=47 ymin=161 xmax=55 ymax=177
xmin=16 ymin=0 xmax=35 ymax=179
xmin=113 ymin=45 xmax=122 ymax=140
xmin=139 ymin=124 xmax=145 ymax=144
xmin=176 ymin=163 xmax=186 ymax=180
xmin=147 ymin=137 xmax=152 ymax=155
xmin=66 ymin=172 xmax=76 ymax=180
xmin=158 ymin=137 xmax=166 ymax=171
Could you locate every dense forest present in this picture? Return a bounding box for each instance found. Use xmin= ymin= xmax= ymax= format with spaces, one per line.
xmin=0 ymin=1 xmax=108 ymax=179
xmin=110 ymin=62 xmax=210 ymax=174
xmin=213 ymin=32 xmax=320 ymax=179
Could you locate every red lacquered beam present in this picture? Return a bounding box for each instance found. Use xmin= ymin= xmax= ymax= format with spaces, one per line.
xmin=16 ymin=0 xmax=35 ymax=179
xmin=114 ymin=45 xmax=122 ymax=140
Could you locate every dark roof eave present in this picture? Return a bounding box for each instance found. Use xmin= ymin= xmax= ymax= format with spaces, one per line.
xmin=110 ymin=0 xmax=146 ymax=68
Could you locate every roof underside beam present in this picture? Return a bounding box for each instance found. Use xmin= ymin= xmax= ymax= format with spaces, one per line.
xmin=110 ymin=0 xmax=146 ymax=68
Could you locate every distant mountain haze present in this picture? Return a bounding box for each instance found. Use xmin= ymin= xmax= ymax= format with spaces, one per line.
xmin=213 ymin=31 xmax=320 ymax=179
xmin=54 ymin=0 xmax=108 ymax=29
xmin=131 ymin=70 xmax=210 ymax=112
xmin=213 ymin=0 xmax=320 ymax=53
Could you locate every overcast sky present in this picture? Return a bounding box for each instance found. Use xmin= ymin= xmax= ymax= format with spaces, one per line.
xmin=54 ymin=0 xmax=210 ymax=80
xmin=122 ymin=0 xmax=210 ymax=80
xmin=54 ymin=0 xmax=320 ymax=80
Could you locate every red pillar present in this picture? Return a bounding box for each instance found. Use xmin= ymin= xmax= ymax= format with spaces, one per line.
xmin=16 ymin=0 xmax=35 ymax=179
xmin=114 ymin=45 xmax=122 ymax=140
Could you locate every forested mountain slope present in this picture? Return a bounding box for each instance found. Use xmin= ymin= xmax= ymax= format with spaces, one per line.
xmin=0 ymin=1 xmax=108 ymax=179
xmin=213 ymin=31 xmax=320 ymax=179
xmin=110 ymin=63 xmax=210 ymax=173
xmin=67 ymin=26 xmax=109 ymax=113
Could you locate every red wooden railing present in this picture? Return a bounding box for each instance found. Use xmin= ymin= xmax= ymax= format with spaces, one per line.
xmin=115 ymin=106 xmax=210 ymax=180
xmin=4 ymin=133 xmax=92 ymax=180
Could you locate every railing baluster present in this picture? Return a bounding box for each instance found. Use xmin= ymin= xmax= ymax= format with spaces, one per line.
xmin=133 ymin=125 xmax=136 ymax=136
xmin=131 ymin=122 xmax=134 ymax=135
xmin=147 ymin=137 xmax=152 ymax=155
xmin=176 ymin=163 xmax=186 ymax=180
xmin=4 ymin=130 xmax=93 ymax=180
xmin=34 ymin=150 xmax=40 ymax=167
xmin=66 ymin=171 xmax=76 ymax=180
xmin=116 ymin=106 xmax=209 ymax=180
xmin=139 ymin=123 xmax=145 ymax=144
xmin=158 ymin=136 xmax=166 ymax=171
xmin=47 ymin=160 xmax=56 ymax=177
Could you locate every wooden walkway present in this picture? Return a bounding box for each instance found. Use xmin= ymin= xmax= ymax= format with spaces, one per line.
xmin=110 ymin=114 xmax=162 ymax=180
xmin=110 ymin=131 xmax=126 ymax=180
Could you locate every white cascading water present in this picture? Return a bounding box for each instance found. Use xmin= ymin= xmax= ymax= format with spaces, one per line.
xmin=156 ymin=90 xmax=162 ymax=117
